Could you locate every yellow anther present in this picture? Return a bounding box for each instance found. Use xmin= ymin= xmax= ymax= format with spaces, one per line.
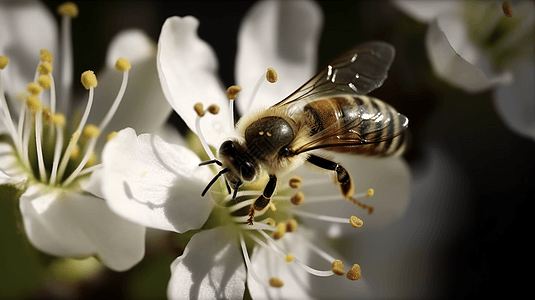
xmin=266 ymin=218 xmax=276 ymax=227
xmin=70 ymin=144 xmax=80 ymax=159
xmin=26 ymin=96 xmax=42 ymax=111
xmin=40 ymin=49 xmax=54 ymax=63
xmin=38 ymin=75 xmax=52 ymax=89
xmin=349 ymin=216 xmax=363 ymax=228
xmin=269 ymin=277 xmax=284 ymax=288
xmin=347 ymin=264 xmax=362 ymax=281
xmin=268 ymin=202 xmax=277 ymax=212
xmin=266 ymin=67 xmax=278 ymax=83
xmin=81 ymin=70 xmax=98 ymax=90
xmin=290 ymin=192 xmax=305 ymax=206
xmin=272 ymin=222 xmax=287 ymax=240
xmin=286 ymin=219 xmax=298 ymax=232
xmin=82 ymin=124 xmax=100 ymax=139
xmin=502 ymin=1 xmax=513 ymax=17
xmin=42 ymin=107 xmax=51 ymax=122
xmin=27 ymin=82 xmax=42 ymax=96
xmin=38 ymin=62 xmax=53 ymax=75
xmin=0 ymin=56 xmax=9 ymax=69
xmin=288 ymin=176 xmax=302 ymax=189
xmin=58 ymin=2 xmax=79 ymax=18
xmin=366 ymin=188 xmax=374 ymax=198
xmin=332 ymin=260 xmax=346 ymax=276
xmin=285 ymin=254 xmax=294 ymax=263
xmin=207 ymin=104 xmax=220 ymax=115
xmin=106 ymin=131 xmax=118 ymax=141
xmin=86 ymin=152 xmax=97 ymax=166
xmin=115 ymin=57 xmax=131 ymax=72
xmin=194 ymin=103 xmax=205 ymax=117
xmin=51 ymin=113 xmax=66 ymax=126
xmin=226 ymin=85 xmax=242 ymax=100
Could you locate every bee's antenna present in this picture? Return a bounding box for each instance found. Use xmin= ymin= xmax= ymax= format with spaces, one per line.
xmin=201 ymin=168 xmax=228 ymax=197
xmin=199 ymin=159 xmax=222 ymax=167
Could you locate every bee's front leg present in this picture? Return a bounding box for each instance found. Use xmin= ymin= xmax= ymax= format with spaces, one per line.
xmin=247 ymin=174 xmax=277 ymax=225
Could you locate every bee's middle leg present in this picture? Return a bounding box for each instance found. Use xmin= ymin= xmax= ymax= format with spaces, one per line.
xmin=247 ymin=174 xmax=277 ymax=225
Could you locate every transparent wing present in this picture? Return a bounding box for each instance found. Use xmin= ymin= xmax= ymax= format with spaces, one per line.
xmin=273 ymin=41 xmax=395 ymax=109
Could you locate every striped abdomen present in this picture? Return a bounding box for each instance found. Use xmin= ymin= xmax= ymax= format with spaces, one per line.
xmin=302 ymin=95 xmax=406 ymax=157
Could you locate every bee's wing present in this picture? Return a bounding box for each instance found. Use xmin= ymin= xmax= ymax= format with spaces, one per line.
xmin=273 ymin=41 xmax=395 ymax=108
xmin=291 ymin=100 xmax=408 ymax=154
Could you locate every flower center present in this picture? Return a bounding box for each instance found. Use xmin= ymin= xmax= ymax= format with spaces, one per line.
xmin=0 ymin=3 xmax=131 ymax=188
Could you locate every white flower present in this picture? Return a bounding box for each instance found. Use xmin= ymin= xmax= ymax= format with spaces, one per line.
xmin=101 ymin=0 xmax=411 ymax=298
xmin=0 ymin=1 xmax=171 ymax=271
xmin=393 ymin=0 xmax=535 ymax=140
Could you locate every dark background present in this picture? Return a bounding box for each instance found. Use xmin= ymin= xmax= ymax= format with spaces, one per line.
xmin=2 ymin=1 xmax=533 ymax=299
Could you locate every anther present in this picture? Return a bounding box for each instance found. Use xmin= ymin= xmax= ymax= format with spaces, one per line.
xmin=366 ymin=188 xmax=374 ymax=198
xmin=82 ymin=124 xmax=100 ymax=139
xmin=42 ymin=107 xmax=52 ymax=122
xmin=226 ymin=85 xmax=242 ymax=100
xmin=194 ymin=103 xmax=205 ymax=117
xmin=349 ymin=216 xmax=363 ymax=228
xmin=26 ymin=96 xmax=42 ymax=111
xmin=86 ymin=152 xmax=97 ymax=166
xmin=38 ymin=62 xmax=53 ymax=75
xmin=285 ymin=254 xmax=294 ymax=263
xmin=286 ymin=219 xmax=298 ymax=232
xmin=27 ymin=83 xmax=42 ymax=96
xmin=266 ymin=67 xmax=278 ymax=83
xmin=288 ymin=176 xmax=302 ymax=189
xmin=266 ymin=218 xmax=276 ymax=227
xmin=207 ymin=104 xmax=220 ymax=115
xmin=347 ymin=264 xmax=362 ymax=281
xmin=272 ymin=222 xmax=287 ymax=240
xmin=269 ymin=277 xmax=284 ymax=288
xmin=290 ymin=192 xmax=305 ymax=205
xmin=81 ymin=70 xmax=98 ymax=90
xmin=268 ymin=202 xmax=277 ymax=211
xmin=502 ymin=1 xmax=513 ymax=17
xmin=0 ymin=56 xmax=9 ymax=69
xmin=332 ymin=260 xmax=346 ymax=276
xmin=58 ymin=2 xmax=79 ymax=18
xmin=38 ymin=75 xmax=52 ymax=89
xmin=40 ymin=49 xmax=54 ymax=63
xmin=115 ymin=58 xmax=131 ymax=72
xmin=70 ymin=144 xmax=81 ymax=159
xmin=106 ymin=131 xmax=118 ymax=141
xmin=51 ymin=113 xmax=66 ymax=126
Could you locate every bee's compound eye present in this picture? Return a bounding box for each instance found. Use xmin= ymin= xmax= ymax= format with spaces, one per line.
xmin=240 ymin=162 xmax=256 ymax=182
xmin=219 ymin=140 xmax=236 ymax=156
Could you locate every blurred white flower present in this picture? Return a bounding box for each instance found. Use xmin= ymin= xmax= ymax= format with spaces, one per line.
xmin=101 ymin=0 xmax=411 ymax=298
xmin=0 ymin=1 xmax=171 ymax=271
xmin=394 ymin=0 xmax=535 ymax=140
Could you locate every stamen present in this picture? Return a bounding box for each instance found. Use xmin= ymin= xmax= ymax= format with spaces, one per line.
xmin=193 ymin=103 xmax=216 ymax=161
xmin=37 ymin=62 xmax=53 ymax=75
xmin=96 ymin=58 xmax=130 ymax=132
xmin=226 ymin=85 xmax=242 ymax=100
xmin=290 ymin=192 xmax=305 ymax=205
xmin=34 ymin=105 xmax=47 ymax=181
xmin=239 ymin=233 xmax=272 ymax=289
xmin=58 ymin=3 xmax=76 ymax=112
xmin=194 ymin=102 xmax=205 ymax=117
xmin=38 ymin=75 xmax=52 ymax=89
xmin=106 ymin=131 xmax=117 ymax=141
xmin=291 ymin=209 xmax=359 ymax=227
xmin=366 ymin=188 xmax=374 ymax=198
xmin=502 ymin=1 xmax=513 ymax=17
xmin=272 ymin=222 xmax=287 ymax=240
xmin=49 ymin=122 xmax=65 ymax=184
xmin=207 ymin=104 xmax=220 ymax=115
xmin=286 ymin=219 xmax=298 ymax=232
xmin=332 ymin=260 xmax=346 ymax=276
xmin=58 ymin=2 xmax=79 ymax=18
xmin=81 ymin=70 xmax=98 ymax=90
xmin=40 ymin=49 xmax=54 ymax=63
xmin=266 ymin=67 xmax=278 ymax=83
xmin=0 ymin=56 xmax=9 ymax=69
xmin=285 ymin=254 xmax=294 ymax=263
xmin=82 ymin=124 xmax=99 ymax=139
xmin=269 ymin=277 xmax=284 ymax=288
xmin=27 ymin=83 xmax=42 ymax=96
xmin=0 ymin=60 xmax=20 ymax=145
xmin=70 ymin=143 xmax=80 ymax=159
xmin=288 ymin=176 xmax=302 ymax=189
xmin=115 ymin=57 xmax=131 ymax=72
xmin=26 ymin=96 xmax=42 ymax=111
xmin=349 ymin=216 xmax=363 ymax=228
xmin=51 ymin=113 xmax=66 ymax=126
xmin=347 ymin=264 xmax=362 ymax=281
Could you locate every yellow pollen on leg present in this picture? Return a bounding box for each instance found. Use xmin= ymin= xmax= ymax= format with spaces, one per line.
xmin=40 ymin=49 xmax=54 ymax=63
xmin=290 ymin=192 xmax=305 ymax=205
xmin=26 ymin=96 xmax=42 ymax=111
xmin=288 ymin=176 xmax=302 ymax=189
xmin=266 ymin=67 xmax=278 ymax=83
xmin=268 ymin=202 xmax=277 ymax=211
xmin=27 ymin=82 xmax=42 ymax=96
xmin=502 ymin=1 xmax=513 ymax=17
xmin=286 ymin=219 xmax=298 ymax=232
xmin=266 ymin=218 xmax=276 ymax=226
xmin=332 ymin=259 xmax=346 ymax=276
xmin=349 ymin=215 xmax=363 ymax=228
xmin=207 ymin=104 xmax=220 ymax=115
xmin=51 ymin=113 xmax=66 ymax=126
xmin=38 ymin=62 xmax=53 ymax=75
xmin=285 ymin=253 xmax=294 ymax=263
xmin=115 ymin=58 xmax=131 ymax=72
xmin=0 ymin=56 xmax=9 ymax=69
xmin=82 ymin=124 xmax=100 ymax=139
xmin=38 ymin=75 xmax=52 ymax=89
xmin=272 ymin=222 xmax=287 ymax=240
xmin=226 ymin=85 xmax=242 ymax=100
xmin=366 ymin=188 xmax=374 ymax=198
xmin=269 ymin=277 xmax=284 ymax=288
xmin=81 ymin=70 xmax=98 ymax=90
xmin=106 ymin=131 xmax=118 ymax=141
xmin=58 ymin=2 xmax=79 ymax=18
xmin=347 ymin=264 xmax=362 ymax=281
xmin=194 ymin=103 xmax=205 ymax=117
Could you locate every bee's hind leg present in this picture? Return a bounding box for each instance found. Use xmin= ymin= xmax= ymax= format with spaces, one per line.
xmin=306 ymin=155 xmax=373 ymax=214
xmin=247 ymin=174 xmax=277 ymax=225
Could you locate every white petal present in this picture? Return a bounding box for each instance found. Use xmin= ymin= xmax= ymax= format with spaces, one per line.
xmin=167 ymin=227 xmax=246 ymax=300
xmin=426 ymin=17 xmax=513 ymax=93
xmin=19 ymin=184 xmax=145 ymax=271
xmin=81 ymin=167 xmax=104 ymax=198
xmin=157 ymin=16 xmax=230 ymax=147
xmin=494 ymin=60 xmax=535 ymax=140
xmin=0 ymin=0 xmax=58 ymax=101
xmin=391 ymin=0 xmax=460 ymax=23
xmin=235 ymin=0 xmax=323 ymax=112
xmin=86 ymin=29 xmax=173 ymax=141
xmin=248 ymin=227 xmax=371 ymax=299
xmin=101 ymin=128 xmax=214 ymax=233
xmin=293 ymin=154 xmax=411 ymax=235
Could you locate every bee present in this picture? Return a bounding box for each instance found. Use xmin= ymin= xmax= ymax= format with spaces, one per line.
xmin=199 ymin=41 xmax=408 ymax=224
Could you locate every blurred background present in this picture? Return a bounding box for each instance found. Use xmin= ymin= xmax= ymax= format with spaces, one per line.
xmin=1 ymin=0 xmax=533 ymax=299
